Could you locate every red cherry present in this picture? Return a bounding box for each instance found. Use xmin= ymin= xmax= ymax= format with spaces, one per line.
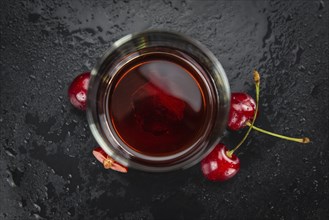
xmin=92 ymin=147 xmax=108 ymax=164
xmin=227 ymin=92 xmax=256 ymax=131
xmin=201 ymin=144 xmax=240 ymax=181
xmin=228 ymin=92 xmax=309 ymax=144
xmin=68 ymin=72 xmax=90 ymax=110
xmin=92 ymin=147 xmax=128 ymax=173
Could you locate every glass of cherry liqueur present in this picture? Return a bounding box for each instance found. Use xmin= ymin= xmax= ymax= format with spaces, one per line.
xmin=87 ymin=31 xmax=230 ymax=172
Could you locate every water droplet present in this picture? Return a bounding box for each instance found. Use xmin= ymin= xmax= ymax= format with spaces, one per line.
xmin=5 ymin=148 xmax=17 ymax=157
xmin=319 ymin=0 xmax=325 ymax=10
xmin=32 ymin=213 xmax=45 ymax=219
xmin=67 ymin=207 xmax=75 ymax=216
xmin=313 ymin=180 xmax=319 ymax=192
xmin=6 ymin=170 xmax=16 ymax=187
xmin=292 ymin=44 xmax=304 ymax=65
xmin=18 ymin=199 xmax=27 ymax=208
xmin=22 ymin=102 xmax=28 ymax=109
xmin=314 ymin=199 xmax=319 ymax=206
xmin=33 ymin=203 xmax=41 ymax=212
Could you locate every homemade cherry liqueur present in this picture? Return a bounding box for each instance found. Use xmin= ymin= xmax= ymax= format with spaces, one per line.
xmin=108 ymin=50 xmax=209 ymax=156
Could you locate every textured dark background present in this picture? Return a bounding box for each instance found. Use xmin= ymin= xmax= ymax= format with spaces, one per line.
xmin=1 ymin=0 xmax=328 ymax=219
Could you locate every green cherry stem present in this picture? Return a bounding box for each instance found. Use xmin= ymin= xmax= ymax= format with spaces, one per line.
xmin=245 ymin=122 xmax=310 ymax=143
xmin=227 ymin=70 xmax=260 ymax=158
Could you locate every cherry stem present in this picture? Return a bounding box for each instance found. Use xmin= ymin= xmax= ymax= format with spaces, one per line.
xmin=227 ymin=70 xmax=260 ymax=158
xmin=245 ymin=121 xmax=310 ymax=143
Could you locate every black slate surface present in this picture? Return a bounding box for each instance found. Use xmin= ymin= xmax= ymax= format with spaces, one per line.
xmin=1 ymin=0 xmax=328 ymax=219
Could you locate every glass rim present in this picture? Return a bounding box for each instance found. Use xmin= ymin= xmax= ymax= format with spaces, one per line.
xmin=86 ymin=30 xmax=231 ymax=172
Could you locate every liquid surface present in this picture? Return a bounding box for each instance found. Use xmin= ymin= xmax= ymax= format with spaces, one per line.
xmin=109 ymin=53 xmax=207 ymax=156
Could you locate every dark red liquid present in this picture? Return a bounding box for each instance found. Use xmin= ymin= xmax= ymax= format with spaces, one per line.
xmin=109 ymin=52 xmax=208 ymax=156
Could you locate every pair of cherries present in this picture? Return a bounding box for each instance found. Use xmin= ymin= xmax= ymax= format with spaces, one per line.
xmin=68 ymin=71 xmax=310 ymax=180
xmin=201 ymin=72 xmax=310 ymax=181
xmin=201 ymin=92 xmax=256 ymax=181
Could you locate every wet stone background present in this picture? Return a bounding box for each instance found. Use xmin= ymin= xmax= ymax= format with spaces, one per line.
xmin=0 ymin=0 xmax=328 ymax=219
